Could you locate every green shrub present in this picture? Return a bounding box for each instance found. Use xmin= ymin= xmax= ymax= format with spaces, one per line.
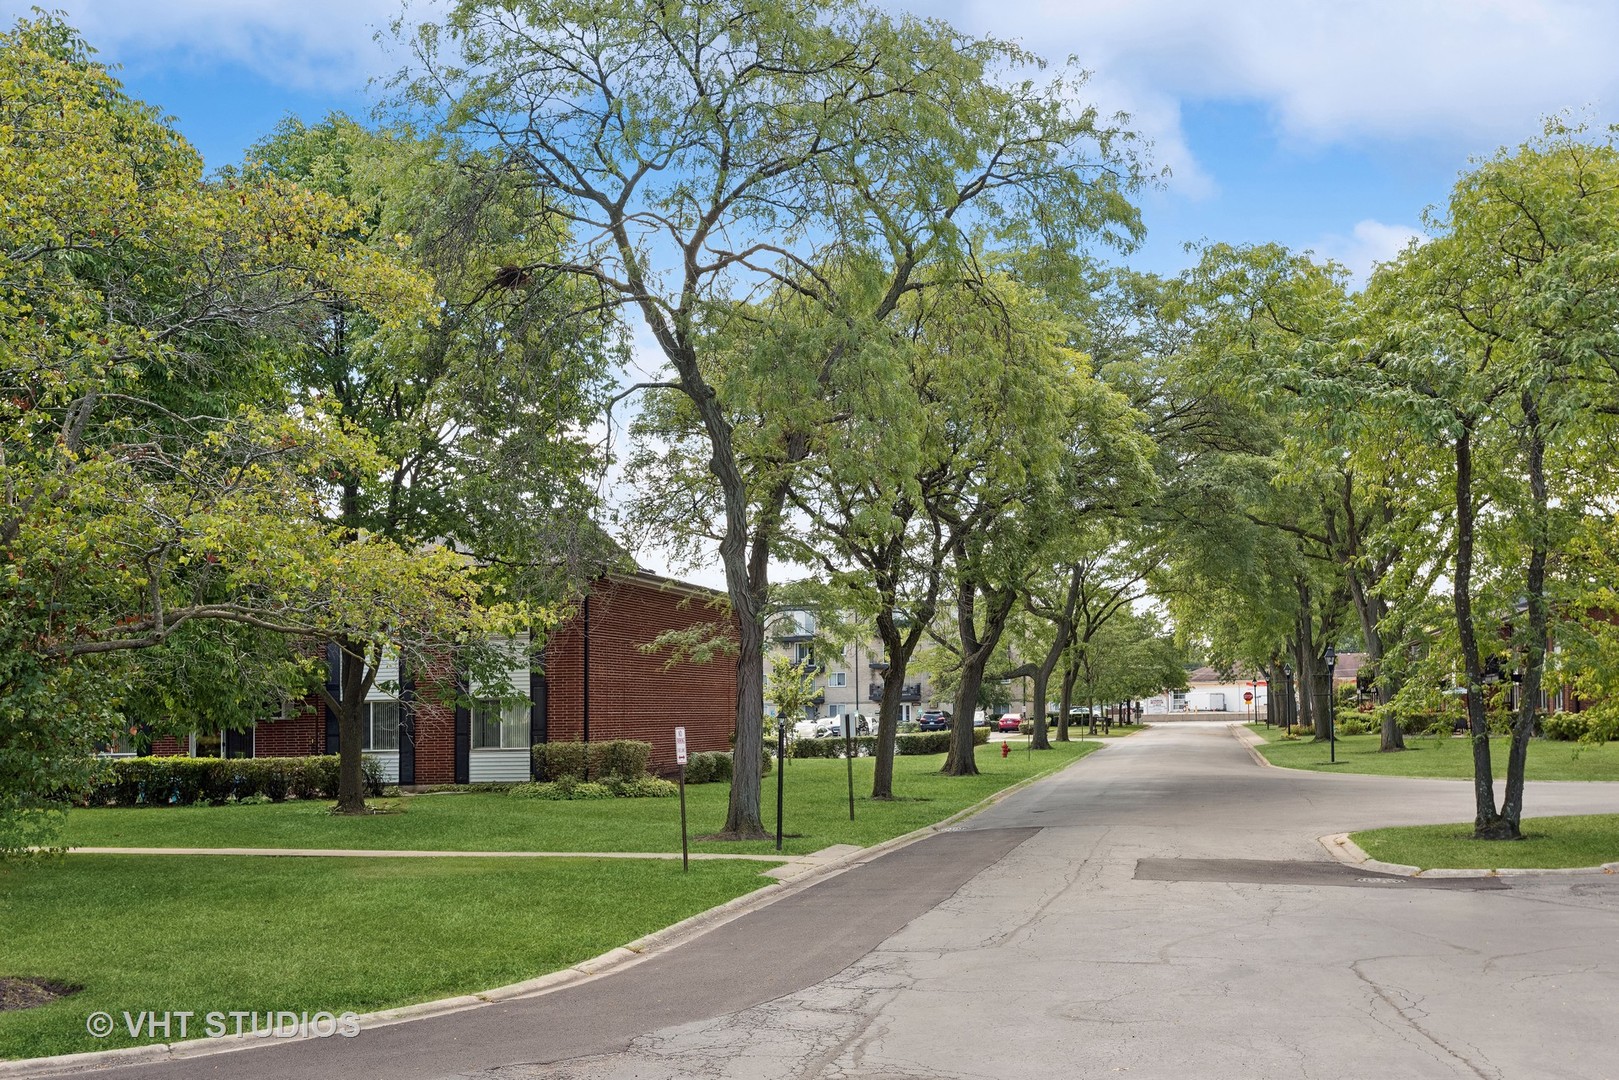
xmin=508 ymin=781 xmax=559 ymax=799
xmin=531 ymin=740 xmax=653 ymax=781
xmin=607 ymin=776 xmax=679 ymax=798
xmin=1336 ymin=716 xmax=1370 ymax=736
xmin=1542 ymin=711 xmax=1589 ymax=741
xmin=900 ymin=731 xmax=945 ymax=757
xmin=1581 ymin=706 xmax=1619 ymax=745
xmin=791 ymin=735 xmax=871 ymax=759
xmin=684 ymin=751 xmax=731 ymax=784
xmin=590 ymin=740 xmax=652 ymax=780
xmin=566 ymin=780 xmax=613 ymax=799
xmin=675 ymin=749 xmax=771 ymax=782
xmin=531 ymin=742 xmax=589 ymax=781
xmin=89 ymin=755 xmax=348 ymax=807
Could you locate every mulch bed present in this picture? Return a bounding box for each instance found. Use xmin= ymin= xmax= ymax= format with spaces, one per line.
xmin=0 ymin=977 xmax=79 ymax=1013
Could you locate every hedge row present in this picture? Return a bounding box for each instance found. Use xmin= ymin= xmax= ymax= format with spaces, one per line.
xmin=787 ymin=727 xmax=990 ymax=760
xmin=509 ymin=776 xmax=678 ymax=800
xmin=1542 ymin=709 xmax=1619 ymax=743
xmin=87 ymin=755 xmax=386 ymax=806
xmin=531 ymin=740 xmax=652 ymax=781
xmin=683 ymin=750 xmax=772 ymax=784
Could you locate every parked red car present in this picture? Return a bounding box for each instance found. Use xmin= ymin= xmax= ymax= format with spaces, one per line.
xmin=994 ymin=713 xmax=1023 ymax=732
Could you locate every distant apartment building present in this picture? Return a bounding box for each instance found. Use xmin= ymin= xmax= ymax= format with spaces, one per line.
xmin=768 ymin=608 xmax=945 ymax=726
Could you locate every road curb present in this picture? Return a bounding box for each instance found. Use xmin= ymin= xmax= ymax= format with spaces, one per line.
xmin=0 ymin=743 xmax=1103 ymax=1077
xmin=1317 ymin=831 xmax=1616 ymax=879
xmin=1229 ymin=723 xmax=1278 ymax=769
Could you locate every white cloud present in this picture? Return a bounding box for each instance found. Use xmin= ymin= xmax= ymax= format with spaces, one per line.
xmin=929 ymin=0 xmax=1619 ymax=145
xmin=33 ymin=0 xmax=429 ymax=92
xmin=37 ymin=1 xmax=1619 ymax=147
xmin=41 ymin=1 xmax=1619 ymax=187
xmin=1313 ymin=218 xmax=1424 ymax=286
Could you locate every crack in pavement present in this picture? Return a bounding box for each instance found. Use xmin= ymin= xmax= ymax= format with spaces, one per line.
xmin=1350 ymin=957 xmax=1502 ymax=1080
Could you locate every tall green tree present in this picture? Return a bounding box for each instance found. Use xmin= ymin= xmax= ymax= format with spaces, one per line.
xmin=1357 ymin=122 xmax=1619 ymax=838
xmin=0 ymin=16 xmax=523 ymax=847
xmin=244 ymin=115 xmax=619 ymax=811
xmin=405 ymin=0 xmax=1146 ymax=834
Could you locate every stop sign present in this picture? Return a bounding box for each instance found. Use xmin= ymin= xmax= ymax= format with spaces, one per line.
xmin=1243 ymin=691 xmax=1254 ymax=703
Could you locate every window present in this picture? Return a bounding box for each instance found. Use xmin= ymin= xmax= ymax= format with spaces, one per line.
xmin=363 ymin=701 xmax=400 ymax=751
xmin=793 ymin=643 xmax=814 ymax=665
xmin=827 ymin=703 xmax=846 ymax=717
xmin=828 ymin=671 xmax=846 ymax=687
xmin=472 ymin=700 xmax=530 ymax=750
xmin=191 ymin=731 xmax=222 ymax=758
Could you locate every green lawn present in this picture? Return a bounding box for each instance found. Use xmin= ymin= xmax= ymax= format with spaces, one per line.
xmin=1353 ymin=814 xmax=1619 ymax=870
xmin=0 ymin=855 xmax=772 ymax=1061
xmin=0 ymin=742 xmax=1102 ymax=1061
xmin=1245 ymin=724 xmax=1619 ymax=781
xmin=61 ymin=742 xmax=1101 ymax=857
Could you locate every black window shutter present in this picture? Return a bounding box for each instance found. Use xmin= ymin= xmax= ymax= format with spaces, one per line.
xmin=453 ymin=673 xmax=470 ymax=784
xmin=398 ymin=668 xmax=416 ymax=785
xmin=529 ymin=660 xmax=548 ymax=780
xmin=324 ymin=642 xmax=342 ymax=755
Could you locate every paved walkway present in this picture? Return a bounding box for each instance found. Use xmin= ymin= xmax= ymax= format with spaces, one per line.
xmin=44 ymin=723 xmax=1619 ymax=1080
xmin=65 ymin=845 xmax=802 ymax=864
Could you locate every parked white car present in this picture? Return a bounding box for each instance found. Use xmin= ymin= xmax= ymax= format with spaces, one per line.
xmin=793 ymin=715 xmax=869 ymax=739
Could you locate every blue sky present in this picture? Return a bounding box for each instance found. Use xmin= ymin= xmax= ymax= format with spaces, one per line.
xmin=10 ymin=0 xmax=1618 ymax=584
xmin=20 ymin=0 xmax=1618 ymax=285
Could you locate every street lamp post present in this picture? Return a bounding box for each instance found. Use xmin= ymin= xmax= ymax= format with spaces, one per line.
xmin=1282 ymin=663 xmax=1294 ymax=735
xmin=1324 ymin=645 xmax=1337 ymax=763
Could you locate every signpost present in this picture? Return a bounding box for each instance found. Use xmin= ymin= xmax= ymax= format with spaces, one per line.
xmin=844 ymin=716 xmax=855 ymax=822
xmin=1244 ymin=688 xmax=1254 ymax=727
xmin=776 ymin=716 xmax=786 ymax=853
xmin=1324 ymin=646 xmax=1337 ymax=763
xmin=674 ymin=727 xmax=689 ymax=872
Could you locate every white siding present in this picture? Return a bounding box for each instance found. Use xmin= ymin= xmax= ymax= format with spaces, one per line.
xmin=469 ymin=749 xmax=531 ymax=783
xmin=367 ymin=648 xmax=400 ymax=701
xmin=363 ymin=750 xmax=399 ymax=783
xmin=470 ymin=632 xmax=530 ymax=698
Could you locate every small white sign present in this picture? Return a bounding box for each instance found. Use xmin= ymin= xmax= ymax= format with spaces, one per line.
xmin=674 ymin=726 xmax=687 ymax=765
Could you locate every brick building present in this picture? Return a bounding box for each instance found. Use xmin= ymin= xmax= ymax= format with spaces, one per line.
xmin=144 ymin=571 xmax=738 ymax=783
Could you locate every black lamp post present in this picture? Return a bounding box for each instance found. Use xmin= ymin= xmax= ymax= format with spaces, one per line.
xmin=1282 ymin=663 xmax=1294 ymax=735
xmin=1324 ymin=645 xmax=1337 ymax=763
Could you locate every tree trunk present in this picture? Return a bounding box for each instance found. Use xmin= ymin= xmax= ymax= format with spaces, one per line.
xmin=1453 ymin=425 xmax=1508 ymax=838
xmin=334 ymin=637 xmax=369 ymax=815
xmin=944 ymin=579 xmax=1015 ymax=776
xmin=721 ymin=600 xmax=770 ymax=838
xmin=1056 ymin=663 xmax=1077 ymax=742
xmin=871 ymin=666 xmax=904 ymax=800
xmin=1293 ymin=594 xmax=1318 ymax=736
xmin=1500 ymin=395 xmax=1548 ymax=837
xmin=871 ymin=606 xmax=925 ymax=800
xmin=1029 ymin=666 xmax=1052 ymax=750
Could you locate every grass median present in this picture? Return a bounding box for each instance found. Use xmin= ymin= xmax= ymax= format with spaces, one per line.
xmin=0 ymin=855 xmax=773 ymax=1061
xmin=1244 ymin=724 xmax=1619 ymax=781
xmin=1352 ymin=814 xmax=1619 ymax=871
xmin=61 ymin=740 xmax=1103 ymax=857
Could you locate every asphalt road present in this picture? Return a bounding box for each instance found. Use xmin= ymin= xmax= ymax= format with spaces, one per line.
xmin=55 ymin=723 xmax=1619 ymax=1080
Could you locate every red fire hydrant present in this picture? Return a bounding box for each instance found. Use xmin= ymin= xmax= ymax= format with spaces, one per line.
xmin=1001 ymin=741 xmax=1011 ymax=758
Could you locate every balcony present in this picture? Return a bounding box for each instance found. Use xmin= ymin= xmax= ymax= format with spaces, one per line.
xmin=868 ymin=682 xmax=922 ymax=703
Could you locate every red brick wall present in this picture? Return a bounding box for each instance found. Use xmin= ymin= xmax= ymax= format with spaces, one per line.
xmin=178 ymin=576 xmax=736 ymax=781
xmin=149 ymin=735 xmax=187 ymax=757
xmin=253 ymin=703 xmax=325 ymax=758
xmin=543 ymin=576 xmax=738 ymax=775
xmin=411 ymin=656 xmax=460 ymax=785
